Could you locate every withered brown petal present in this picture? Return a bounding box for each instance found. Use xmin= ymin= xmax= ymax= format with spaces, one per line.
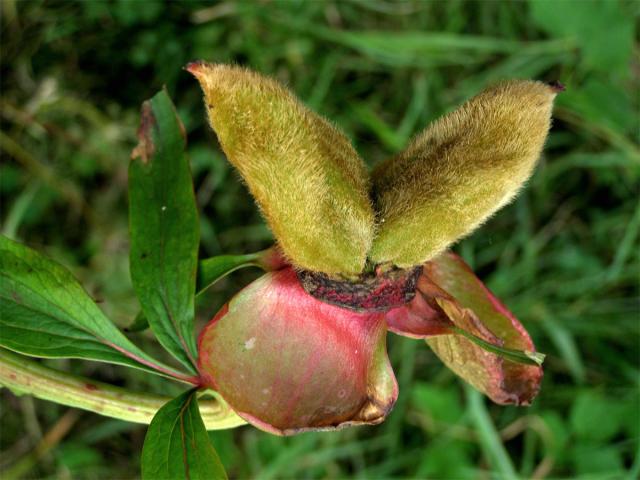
xmin=384 ymin=276 xmax=453 ymax=338
xmin=197 ymin=268 xmax=398 ymax=435
xmin=387 ymin=252 xmax=542 ymax=405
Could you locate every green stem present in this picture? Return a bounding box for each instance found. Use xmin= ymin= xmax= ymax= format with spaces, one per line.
xmin=0 ymin=349 xmax=246 ymax=430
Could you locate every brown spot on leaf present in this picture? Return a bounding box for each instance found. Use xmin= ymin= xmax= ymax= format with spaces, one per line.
xmin=131 ymin=102 xmax=156 ymax=164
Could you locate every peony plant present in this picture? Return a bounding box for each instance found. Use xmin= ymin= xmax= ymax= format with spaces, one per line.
xmin=188 ymin=62 xmax=558 ymax=434
xmin=0 ymin=63 xmax=560 ymax=478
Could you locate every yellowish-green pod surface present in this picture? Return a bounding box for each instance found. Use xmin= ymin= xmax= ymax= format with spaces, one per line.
xmin=187 ymin=63 xmax=375 ymax=277
xmin=371 ymin=80 xmax=560 ymax=268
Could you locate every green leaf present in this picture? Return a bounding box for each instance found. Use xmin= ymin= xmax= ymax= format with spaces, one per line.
xmin=141 ymin=389 xmax=227 ymax=480
xmin=128 ymin=251 xmax=268 ymax=333
xmin=410 ymin=382 xmax=463 ymax=425
xmin=196 ymin=252 xmax=264 ymax=293
xmin=129 ymin=89 xmax=199 ymax=373
xmin=0 ymin=236 xmax=186 ymax=379
xmin=558 ymin=78 xmax=637 ymax=136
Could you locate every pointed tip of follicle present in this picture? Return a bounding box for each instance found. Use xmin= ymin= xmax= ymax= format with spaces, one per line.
xmin=546 ymin=81 xmax=566 ymax=93
xmin=184 ymin=60 xmax=207 ymax=76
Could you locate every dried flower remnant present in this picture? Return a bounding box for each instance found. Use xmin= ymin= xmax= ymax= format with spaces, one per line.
xmin=189 ymin=63 xmax=559 ymax=435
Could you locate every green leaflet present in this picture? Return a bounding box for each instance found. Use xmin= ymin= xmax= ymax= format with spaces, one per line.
xmin=0 ymin=236 xmax=186 ymax=380
xmin=196 ymin=252 xmax=264 ymax=292
xmin=141 ymin=389 xmax=227 ymax=480
xmin=129 ymin=89 xmax=200 ymax=373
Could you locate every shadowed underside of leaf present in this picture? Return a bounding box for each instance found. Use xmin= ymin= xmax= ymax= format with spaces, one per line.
xmin=141 ymin=389 xmax=227 ymax=480
xmin=0 ymin=236 xmax=188 ymax=380
xmin=386 ymin=252 xmax=542 ymax=405
xmin=197 ymin=268 xmax=397 ymax=435
xmin=129 ymin=89 xmax=200 ymax=373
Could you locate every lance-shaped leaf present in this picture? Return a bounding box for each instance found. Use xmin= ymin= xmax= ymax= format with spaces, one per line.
xmin=197 ymin=268 xmax=397 ymax=435
xmin=141 ymin=389 xmax=227 ymax=480
xmin=187 ymin=62 xmax=375 ymax=277
xmin=129 ymin=89 xmax=199 ymax=373
xmin=0 ymin=236 xmax=190 ymax=380
xmin=390 ymin=252 xmax=542 ymax=405
xmin=371 ymin=80 xmax=561 ymax=268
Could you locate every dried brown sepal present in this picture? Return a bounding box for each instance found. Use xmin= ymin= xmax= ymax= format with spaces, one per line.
xmin=384 ymin=252 xmax=542 ymax=404
xmin=424 ymin=253 xmax=542 ymax=405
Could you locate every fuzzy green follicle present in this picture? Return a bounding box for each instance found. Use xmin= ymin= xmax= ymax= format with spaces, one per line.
xmin=188 ymin=63 xmax=559 ymax=276
xmin=370 ymin=80 xmax=559 ymax=268
xmin=187 ymin=62 xmax=374 ymax=277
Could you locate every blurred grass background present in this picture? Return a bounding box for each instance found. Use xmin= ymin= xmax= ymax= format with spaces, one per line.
xmin=0 ymin=0 xmax=638 ymax=478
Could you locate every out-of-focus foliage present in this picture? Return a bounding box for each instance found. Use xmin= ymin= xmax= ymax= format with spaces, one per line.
xmin=0 ymin=1 xmax=637 ymax=479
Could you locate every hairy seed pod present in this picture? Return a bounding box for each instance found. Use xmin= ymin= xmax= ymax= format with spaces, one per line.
xmin=370 ymin=80 xmax=561 ymax=268
xmin=187 ymin=62 xmax=375 ymax=277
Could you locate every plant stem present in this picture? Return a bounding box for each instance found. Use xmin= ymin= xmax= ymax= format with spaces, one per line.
xmin=0 ymin=349 xmax=246 ymax=430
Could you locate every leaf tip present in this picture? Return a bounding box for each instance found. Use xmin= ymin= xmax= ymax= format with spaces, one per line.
xmin=525 ymin=350 xmax=546 ymax=366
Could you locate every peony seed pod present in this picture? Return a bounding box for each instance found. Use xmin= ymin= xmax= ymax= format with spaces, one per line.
xmin=187 ymin=62 xmax=375 ymax=278
xmin=370 ymin=80 xmax=561 ymax=268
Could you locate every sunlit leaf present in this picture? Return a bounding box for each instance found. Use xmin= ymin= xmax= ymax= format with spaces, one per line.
xmin=0 ymin=235 xmax=185 ymax=379
xmin=529 ymin=0 xmax=634 ymax=78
